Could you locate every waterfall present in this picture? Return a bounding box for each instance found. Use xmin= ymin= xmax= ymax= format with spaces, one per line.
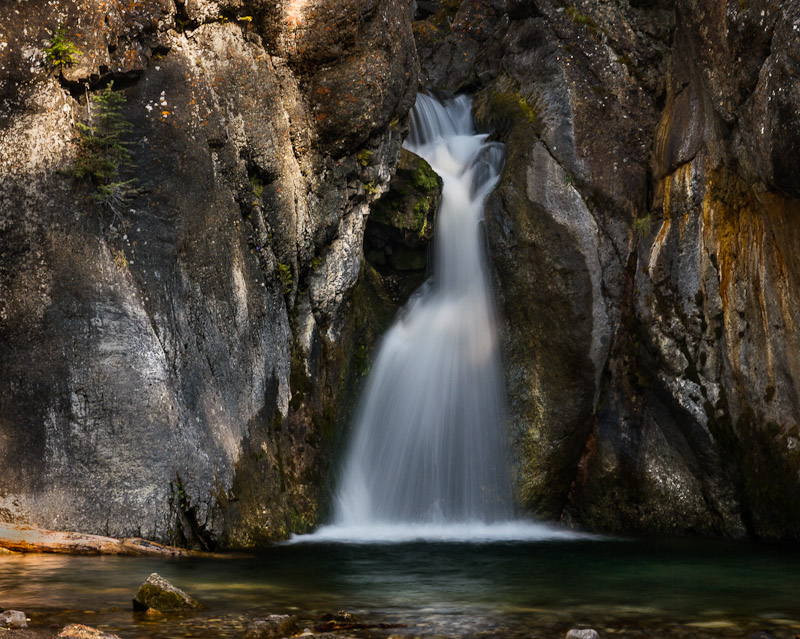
xmin=294 ymin=94 xmax=581 ymax=543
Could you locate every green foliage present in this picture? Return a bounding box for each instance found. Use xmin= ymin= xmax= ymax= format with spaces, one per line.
xmin=566 ymin=5 xmax=599 ymax=32
xmin=250 ymin=175 xmax=264 ymax=205
xmin=357 ymin=149 xmax=373 ymax=167
xmin=364 ymin=180 xmax=378 ymax=195
xmin=73 ymin=82 xmax=137 ymax=217
xmin=311 ymin=255 xmax=323 ymax=271
xmin=44 ymin=24 xmax=81 ymax=69
xmin=276 ymin=262 xmax=292 ymax=294
xmin=412 ymin=160 xmax=439 ymax=193
xmin=634 ymin=212 xmax=651 ymax=239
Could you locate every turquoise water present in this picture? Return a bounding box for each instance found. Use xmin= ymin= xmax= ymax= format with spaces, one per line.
xmin=2 ymin=537 xmax=800 ymax=638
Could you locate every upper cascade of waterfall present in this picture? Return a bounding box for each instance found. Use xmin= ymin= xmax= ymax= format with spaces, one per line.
xmin=405 ymin=93 xmax=475 ymax=148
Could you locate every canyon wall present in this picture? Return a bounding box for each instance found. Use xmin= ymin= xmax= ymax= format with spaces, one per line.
xmin=0 ymin=0 xmax=416 ymax=546
xmin=415 ymin=0 xmax=800 ymax=539
xmin=2 ymin=0 xmax=800 ymax=545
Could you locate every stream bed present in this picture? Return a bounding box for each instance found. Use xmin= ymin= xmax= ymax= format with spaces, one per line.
xmin=2 ymin=535 xmax=800 ymax=638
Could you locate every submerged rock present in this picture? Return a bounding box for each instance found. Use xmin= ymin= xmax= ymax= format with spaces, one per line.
xmin=318 ymin=610 xmax=360 ymax=624
xmin=57 ymin=625 xmax=122 ymax=639
xmin=566 ymin=630 xmax=600 ymax=639
xmin=0 ymin=610 xmax=28 ymax=629
xmin=243 ymin=615 xmax=298 ymax=639
xmin=132 ymin=573 xmax=201 ymax=612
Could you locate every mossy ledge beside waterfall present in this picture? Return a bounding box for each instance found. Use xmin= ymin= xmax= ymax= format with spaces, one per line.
xmin=302 ymin=94 xmax=579 ymax=543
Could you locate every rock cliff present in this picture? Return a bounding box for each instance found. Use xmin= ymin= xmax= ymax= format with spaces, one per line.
xmin=415 ymin=0 xmax=800 ymax=539
xmin=3 ymin=0 xmax=800 ymax=545
xmin=0 ymin=0 xmax=416 ymax=546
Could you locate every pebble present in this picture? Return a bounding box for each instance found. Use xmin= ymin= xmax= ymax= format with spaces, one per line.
xmin=566 ymin=629 xmax=600 ymax=639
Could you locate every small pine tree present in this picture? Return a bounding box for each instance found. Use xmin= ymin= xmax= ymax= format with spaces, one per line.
xmin=73 ymin=81 xmax=137 ymax=217
xmin=44 ymin=24 xmax=81 ymax=69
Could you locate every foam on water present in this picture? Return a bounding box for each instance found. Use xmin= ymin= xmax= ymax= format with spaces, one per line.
xmin=288 ymin=521 xmax=594 ymax=544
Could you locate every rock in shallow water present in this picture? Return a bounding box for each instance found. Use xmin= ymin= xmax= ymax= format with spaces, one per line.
xmin=0 ymin=610 xmax=27 ymax=629
xmin=57 ymin=624 xmax=122 ymax=639
xmin=566 ymin=629 xmax=600 ymax=639
xmin=244 ymin=614 xmax=298 ymax=639
xmin=132 ymin=572 xmax=201 ymax=612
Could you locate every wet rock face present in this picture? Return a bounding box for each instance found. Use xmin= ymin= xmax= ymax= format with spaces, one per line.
xmin=364 ymin=148 xmax=442 ymax=300
xmin=0 ymin=0 xmax=416 ymax=545
xmin=416 ymin=0 xmax=800 ymax=539
xmin=466 ymin=0 xmax=668 ymax=521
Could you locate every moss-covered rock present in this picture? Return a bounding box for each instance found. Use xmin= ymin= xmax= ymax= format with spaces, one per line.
xmin=364 ymin=149 xmax=442 ymax=299
xmin=132 ymin=573 xmax=201 ymax=612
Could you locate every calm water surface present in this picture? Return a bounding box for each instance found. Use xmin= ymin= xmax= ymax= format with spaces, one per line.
xmin=2 ymin=537 xmax=800 ymax=638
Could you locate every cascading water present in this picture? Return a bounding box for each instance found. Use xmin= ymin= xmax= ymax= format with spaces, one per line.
xmin=336 ymin=93 xmax=512 ymax=525
xmin=296 ymin=93 xmax=583 ymax=543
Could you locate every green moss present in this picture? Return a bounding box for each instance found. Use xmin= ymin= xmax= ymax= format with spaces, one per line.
xmin=566 ymin=6 xmax=600 ymax=34
xmin=484 ymin=85 xmax=544 ymax=136
xmin=136 ymin=585 xmax=187 ymax=611
xmin=412 ymin=159 xmax=439 ymax=193
xmin=634 ymin=212 xmax=651 ymax=239
xmin=413 ymin=197 xmax=430 ymax=237
xmin=311 ymin=255 xmax=323 ymax=271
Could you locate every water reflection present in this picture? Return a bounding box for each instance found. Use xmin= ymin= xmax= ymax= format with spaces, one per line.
xmin=2 ymin=539 xmax=800 ymax=638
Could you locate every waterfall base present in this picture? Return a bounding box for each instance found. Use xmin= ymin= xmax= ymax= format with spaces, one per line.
xmin=288 ymin=521 xmax=595 ymax=544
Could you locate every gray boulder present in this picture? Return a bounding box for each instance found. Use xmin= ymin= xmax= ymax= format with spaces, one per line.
xmin=133 ymin=572 xmax=201 ymax=612
xmin=566 ymin=630 xmax=600 ymax=639
xmin=0 ymin=610 xmax=27 ymax=629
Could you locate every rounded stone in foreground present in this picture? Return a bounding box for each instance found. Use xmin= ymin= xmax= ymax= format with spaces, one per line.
xmin=57 ymin=624 xmax=122 ymax=639
xmin=132 ymin=572 xmax=201 ymax=612
xmin=0 ymin=610 xmax=27 ymax=629
xmin=566 ymin=629 xmax=600 ymax=639
xmin=244 ymin=614 xmax=298 ymax=639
